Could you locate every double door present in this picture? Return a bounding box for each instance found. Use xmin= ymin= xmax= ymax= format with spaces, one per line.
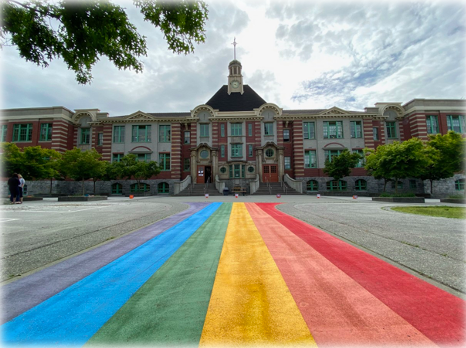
xmin=262 ymin=164 xmax=278 ymax=182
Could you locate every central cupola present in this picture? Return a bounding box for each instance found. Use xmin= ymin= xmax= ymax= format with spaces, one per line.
xmin=228 ymin=38 xmax=244 ymax=95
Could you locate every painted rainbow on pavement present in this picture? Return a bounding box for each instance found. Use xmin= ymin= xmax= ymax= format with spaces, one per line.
xmin=2 ymin=203 xmax=464 ymax=346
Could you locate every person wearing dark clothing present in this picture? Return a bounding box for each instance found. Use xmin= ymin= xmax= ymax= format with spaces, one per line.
xmin=8 ymin=174 xmax=20 ymax=204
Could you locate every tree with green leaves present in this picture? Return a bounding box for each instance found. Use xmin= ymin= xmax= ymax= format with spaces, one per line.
xmin=1 ymin=0 xmax=208 ymax=84
xmin=365 ymin=138 xmax=429 ymax=193
xmin=420 ymin=131 xmax=466 ymax=194
xmin=115 ymin=154 xmax=160 ymax=192
xmin=323 ymin=149 xmax=362 ymax=181
xmin=60 ymin=148 xmax=106 ymax=195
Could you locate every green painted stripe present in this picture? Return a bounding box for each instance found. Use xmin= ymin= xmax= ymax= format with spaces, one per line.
xmin=86 ymin=203 xmax=232 ymax=345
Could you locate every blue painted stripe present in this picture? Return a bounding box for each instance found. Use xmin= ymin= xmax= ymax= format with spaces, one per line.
xmin=2 ymin=202 xmax=222 ymax=345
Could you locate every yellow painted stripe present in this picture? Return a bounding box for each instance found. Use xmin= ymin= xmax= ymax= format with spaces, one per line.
xmin=199 ymin=203 xmax=317 ymax=346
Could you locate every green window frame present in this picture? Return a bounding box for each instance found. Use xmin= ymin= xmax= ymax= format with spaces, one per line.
xmin=220 ymin=124 xmax=225 ymax=137
xmin=409 ymin=180 xmax=417 ymax=189
xmin=39 ymin=123 xmax=52 ymax=141
xmin=229 ymin=164 xmax=245 ymax=178
xmin=350 ymin=121 xmax=362 ymax=138
xmin=159 ymin=153 xmax=170 ymax=171
xmin=248 ymin=123 xmax=253 ymax=136
xmin=184 ymin=131 xmax=190 ymax=144
xmin=304 ymin=150 xmax=317 ymax=168
xmin=159 ymin=125 xmax=171 ymax=142
xmin=386 ymin=122 xmax=397 ymax=138
xmin=231 ymin=144 xmax=242 ymax=158
xmin=324 ymin=149 xmax=342 ymax=163
xmin=283 ymin=129 xmax=290 ymax=142
xmin=80 ymin=128 xmax=90 ymax=144
xmin=158 ymin=182 xmax=169 ymax=194
xmin=13 ymin=124 xmax=33 ymax=142
xmin=0 ymin=125 xmax=7 ymax=142
xmin=137 ymin=153 xmax=151 ymax=162
xmin=373 ymin=127 xmax=379 ymax=140
xmin=391 ymin=181 xmax=403 ymax=189
xmin=132 ymin=125 xmax=151 ymax=142
xmin=323 ymin=121 xmax=343 ymax=139
xmin=130 ymin=183 xmax=150 ymax=193
xmin=111 ymin=183 xmax=123 ymax=194
xmin=248 ymin=144 xmax=253 ymax=157
xmin=97 ymin=133 xmax=103 ymax=146
xmin=447 ymin=115 xmax=465 ymax=133
xmin=307 ymin=180 xmax=319 ymax=191
xmin=426 ymin=116 xmax=439 ymax=134
xmin=112 ymin=153 xmax=124 ymax=162
xmin=231 ymin=123 xmax=242 ymax=136
xmin=455 ymin=179 xmax=464 ymax=190
xmin=220 ymin=144 xmax=225 ymax=158
xmin=303 ymin=122 xmax=315 ymax=139
xmin=184 ymin=158 xmax=190 ymax=171
xmin=354 ymin=179 xmax=367 ymax=191
xmin=200 ymin=124 xmax=209 ymax=137
xmin=284 ymin=156 xmax=291 ymax=169
xmin=264 ymin=123 xmax=274 ymax=135
xmin=327 ymin=180 xmax=347 ymax=191
xmin=113 ymin=126 xmax=125 ymax=143
xmin=352 ymin=149 xmax=365 ymax=168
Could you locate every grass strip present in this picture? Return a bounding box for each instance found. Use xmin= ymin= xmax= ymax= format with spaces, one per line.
xmin=86 ymin=203 xmax=232 ymax=345
xmin=391 ymin=206 xmax=466 ymax=219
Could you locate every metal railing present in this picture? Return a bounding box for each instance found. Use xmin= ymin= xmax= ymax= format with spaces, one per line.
xmin=204 ymin=177 xmax=211 ymax=194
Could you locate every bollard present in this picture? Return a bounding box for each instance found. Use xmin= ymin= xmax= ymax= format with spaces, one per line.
xmin=317 ymin=194 xmax=321 ymax=198
xmin=129 ymin=195 xmax=134 ymax=199
xmin=235 ymin=193 xmax=238 ymax=198
xmin=276 ymin=194 xmax=281 ymax=198
xmin=353 ymin=195 xmax=358 ymax=199
xmin=205 ymin=193 xmax=209 ymax=198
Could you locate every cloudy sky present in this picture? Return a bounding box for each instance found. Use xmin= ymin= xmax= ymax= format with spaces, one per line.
xmin=2 ymin=0 xmax=465 ymax=116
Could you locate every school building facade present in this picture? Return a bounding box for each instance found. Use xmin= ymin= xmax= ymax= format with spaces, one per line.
xmin=1 ymin=59 xmax=465 ymax=196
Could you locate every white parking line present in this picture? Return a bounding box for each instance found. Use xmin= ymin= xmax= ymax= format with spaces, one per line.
xmin=0 ymin=218 xmax=19 ymax=222
xmin=0 ymin=206 xmax=110 ymax=214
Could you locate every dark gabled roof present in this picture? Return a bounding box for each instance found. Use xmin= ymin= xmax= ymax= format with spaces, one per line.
xmin=205 ymin=85 xmax=267 ymax=112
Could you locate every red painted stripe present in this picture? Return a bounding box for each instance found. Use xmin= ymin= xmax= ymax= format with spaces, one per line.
xmin=246 ymin=203 xmax=436 ymax=346
xmin=255 ymin=203 xmax=465 ymax=346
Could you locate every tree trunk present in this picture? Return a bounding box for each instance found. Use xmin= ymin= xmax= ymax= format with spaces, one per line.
xmin=50 ymin=178 xmax=52 ymax=194
xmin=383 ymin=179 xmax=387 ymax=192
xmin=82 ymin=179 xmax=85 ymax=195
xmin=430 ymin=179 xmax=433 ymax=195
xmin=93 ymin=180 xmax=96 ymax=195
xmin=394 ymin=178 xmax=399 ymax=194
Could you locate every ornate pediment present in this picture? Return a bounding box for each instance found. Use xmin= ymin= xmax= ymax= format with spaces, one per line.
xmin=319 ymin=107 xmax=347 ymax=116
xmin=125 ymin=111 xmax=155 ymax=121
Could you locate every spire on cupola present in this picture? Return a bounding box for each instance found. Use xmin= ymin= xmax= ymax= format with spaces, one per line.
xmin=228 ymin=38 xmax=244 ymax=95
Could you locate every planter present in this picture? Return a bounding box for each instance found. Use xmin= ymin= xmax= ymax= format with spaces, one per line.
xmin=58 ymin=196 xmax=108 ymax=202
xmin=23 ymin=196 xmax=43 ymax=201
xmin=372 ymin=197 xmax=425 ymax=203
xmin=440 ymin=198 xmax=466 ymax=204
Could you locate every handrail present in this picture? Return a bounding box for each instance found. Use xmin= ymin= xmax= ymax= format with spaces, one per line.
xmin=215 ymin=174 xmax=225 ymax=194
xmin=265 ymin=176 xmax=272 ymax=195
xmin=284 ymin=174 xmax=303 ymax=193
xmin=174 ymin=175 xmax=191 ymax=195
xmin=204 ymin=176 xmax=211 ymax=194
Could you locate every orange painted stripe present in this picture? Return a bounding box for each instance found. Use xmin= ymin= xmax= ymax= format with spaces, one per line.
xmin=245 ymin=203 xmax=437 ymax=347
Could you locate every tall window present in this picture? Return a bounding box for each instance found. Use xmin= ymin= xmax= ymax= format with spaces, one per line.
xmin=159 ymin=125 xmax=171 ymax=142
xmin=373 ymin=127 xmax=379 ymax=140
xmin=350 ymin=121 xmax=362 ymax=138
xmin=229 ymin=164 xmax=245 ymax=178
xmin=80 ymin=128 xmax=90 ymax=144
xmin=447 ymin=115 xmax=465 ymax=133
xmin=324 ymin=149 xmax=342 ymax=162
xmin=40 ymin=123 xmax=52 ymax=141
xmin=327 ymin=180 xmax=347 ymax=191
xmin=13 ymin=124 xmax=33 ymax=142
xmin=323 ymin=121 xmax=343 ymax=139
xmin=284 ymin=157 xmax=291 ymax=169
xmin=283 ymin=129 xmax=290 ymax=142
xmin=112 ymin=153 xmax=123 ymax=162
xmin=304 ymin=150 xmax=317 ymax=168
xmin=97 ymin=133 xmax=103 ymax=146
xmin=426 ymin=116 xmax=439 ymax=134
xmin=113 ymin=126 xmax=125 ymax=143
xmin=220 ymin=144 xmax=225 ymax=158
xmin=352 ymin=149 xmax=365 ymax=168
xmin=184 ymin=158 xmax=190 ymax=171
xmin=137 ymin=153 xmax=151 ymax=162
xmin=159 ymin=153 xmax=170 ymax=171
xmin=455 ymin=179 xmax=465 ymax=190
xmin=264 ymin=123 xmax=273 ymax=135
xmin=231 ymin=144 xmax=242 ymax=157
xmin=303 ymin=122 xmax=315 ymax=139
xmin=200 ymin=124 xmax=209 ymax=137
xmin=112 ymin=183 xmax=123 ymax=194
xmin=248 ymin=144 xmax=253 ymax=157
xmin=132 ymin=125 xmax=151 ymax=142
xmin=231 ymin=123 xmax=242 ymax=136
xmin=307 ymin=180 xmax=319 ymax=191
xmin=386 ymin=122 xmax=397 ymax=138
xmin=184 ymin=131 xmax=190 ymax=144
xmin=158 ymin=182 xmax=169 ymax=193
xmin=354 ymin=179 xmax=367 ymax=191
xmin=220 ymin=124 xmax=225 ymax=137
xmin=248 ymin=123 xmax=253 ymax=136
xmin=1 ymin=125 xmax=7 ymax=142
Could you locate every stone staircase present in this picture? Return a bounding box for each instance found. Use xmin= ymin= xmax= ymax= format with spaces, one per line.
xmin=252 ymin=182 xmax=303 ymax=195
xmin=176 ymin=183 xmax=222 ymax=196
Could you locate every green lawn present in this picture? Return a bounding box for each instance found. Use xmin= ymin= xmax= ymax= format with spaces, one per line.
xmin=391 ymin=206 xmax=466 ymax=219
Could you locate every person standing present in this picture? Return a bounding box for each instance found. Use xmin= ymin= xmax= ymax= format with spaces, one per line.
xmin=16 ymin=174 xmax=25 ymax=204
xmin=8 ymin=174 xmax=20 ymax=204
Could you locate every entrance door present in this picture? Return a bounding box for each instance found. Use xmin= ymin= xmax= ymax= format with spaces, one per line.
xmin=204 ymin=166 xmax=212 ymax=183
xmin=263 ymin=164 xmax=278 ymax=182
xmin=197 ymin=165 xmax=205 ymax=184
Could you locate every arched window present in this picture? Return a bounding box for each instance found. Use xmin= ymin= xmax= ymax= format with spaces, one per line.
xmin=326 ymin=180 xmax=347 ymax=191
xmin=354 ymin=179 xmax=367 ymax=191
xmin=111 ymin=183 xmax=123 ymax=194
xmin=455 ymin=179 xmax=465 ymax=190
xmin=158 ymin=182 xmax=169 ymax=194
xmin=307 ymin=180 xmax=319 ymax=191
xmin=130 ymin=183 xmax=150 ymax=193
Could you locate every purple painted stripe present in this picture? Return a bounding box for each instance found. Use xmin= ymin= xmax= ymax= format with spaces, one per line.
xmin=1 ymin=202 xmax=210 ymax=323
